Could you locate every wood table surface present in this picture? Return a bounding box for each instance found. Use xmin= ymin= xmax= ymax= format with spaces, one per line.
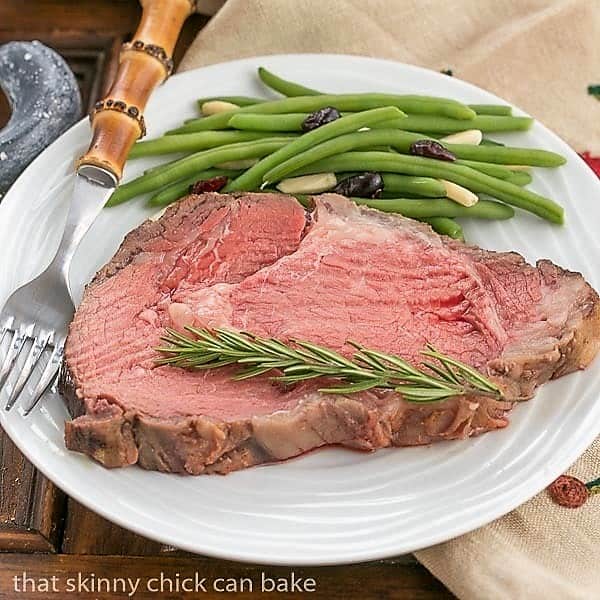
xmin=0 ymin=2 xmax=453 ymax=597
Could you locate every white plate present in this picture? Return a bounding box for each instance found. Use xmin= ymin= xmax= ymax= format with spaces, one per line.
xmin=1 ymin=54 xmax=600 ymax=566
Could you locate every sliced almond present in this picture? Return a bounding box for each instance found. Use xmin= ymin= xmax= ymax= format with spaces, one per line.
xmin=201 ymin=100 xmax=240 ymax=116
xmin=441 ymin=180 xmax=479 ymax=207
xmin=215 ymin=158 xmax=259 ymax=169
xmin=149 ymin=207 xmax=168 ymax=221
xmin=277 ymin=173 xmax=337 ymax=195
xmin=440 ymin=129 xmax=483 ymax=145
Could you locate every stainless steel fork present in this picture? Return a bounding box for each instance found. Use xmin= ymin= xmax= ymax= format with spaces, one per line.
xmin=0 ymin=0 xmax=194 ymax=415
xmin=0 ymin=173 xmax=114 ymax=414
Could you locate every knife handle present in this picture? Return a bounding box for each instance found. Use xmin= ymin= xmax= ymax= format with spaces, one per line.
xmin=77 ymin=0 xmax=194 ymax=186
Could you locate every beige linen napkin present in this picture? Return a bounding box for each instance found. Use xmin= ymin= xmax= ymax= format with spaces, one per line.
xmin=184 ymin=0 xmax=600 ymax=153
xmin=181 ymin=1 xmax=600 ymax=598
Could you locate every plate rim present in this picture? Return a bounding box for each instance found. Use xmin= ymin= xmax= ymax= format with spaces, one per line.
xmin=1 ymin=53 xmax=600 ymax=565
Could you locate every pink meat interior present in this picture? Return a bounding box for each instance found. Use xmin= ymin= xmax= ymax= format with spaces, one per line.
xmin=66 ymin=193 xmax=557 ymax=421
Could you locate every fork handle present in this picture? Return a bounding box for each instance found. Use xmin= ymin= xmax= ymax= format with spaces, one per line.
xmin=77 ymin=0 xmax=194 ymax=185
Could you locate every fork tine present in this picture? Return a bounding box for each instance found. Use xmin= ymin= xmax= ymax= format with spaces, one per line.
xmin=0 ymin=316 xmax=15 ymax=344
xmin=5 ymin=332 xmax=51 ymax=412
xmin=22 ymin=342 xmax=64 ymax=416
xmin=0 ymin=324 xmax=33 ymax=390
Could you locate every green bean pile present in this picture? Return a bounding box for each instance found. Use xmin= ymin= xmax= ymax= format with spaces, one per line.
xmin=109 ymin=66 xmax=567 ymax=240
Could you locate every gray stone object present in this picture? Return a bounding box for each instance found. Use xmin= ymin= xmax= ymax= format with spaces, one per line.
xmin=0 ymin=41 xmax=82 ymax=195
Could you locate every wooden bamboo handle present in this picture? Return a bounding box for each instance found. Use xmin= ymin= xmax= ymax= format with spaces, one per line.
xmin=78 ymin=0 xmax=194 ymax=184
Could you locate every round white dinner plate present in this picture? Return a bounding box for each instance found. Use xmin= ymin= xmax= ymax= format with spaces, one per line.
xmin=1 ymin=54 xmax=600 ymax=566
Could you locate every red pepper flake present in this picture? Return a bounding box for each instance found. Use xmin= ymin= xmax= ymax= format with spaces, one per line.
xmin=189 ymin=175 xmax=228 ymax=195
xmin=548 ymin=475 xmax=589 ymax=508
xmin=579 ymin=152 xmax=600 ymax=178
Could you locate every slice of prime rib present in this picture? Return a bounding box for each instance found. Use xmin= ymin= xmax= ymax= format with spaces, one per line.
xmin=61 ymin=192 xmax=600 ymax=474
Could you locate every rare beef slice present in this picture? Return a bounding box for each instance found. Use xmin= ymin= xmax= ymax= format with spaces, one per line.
xmin=60 ymin=192 xmax=600 ymax=474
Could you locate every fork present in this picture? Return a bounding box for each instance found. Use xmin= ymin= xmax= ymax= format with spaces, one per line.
xmin=0 ymin=176 xmax=114 ymax=414
xmin=0 ymin=0 xmax=194 ymax=415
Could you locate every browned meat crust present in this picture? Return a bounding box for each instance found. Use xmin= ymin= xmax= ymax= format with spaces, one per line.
xmin=61 ymin=296 xmax=599 ymax=474
xmin=60 ymin=193 xmax=600 ymax=474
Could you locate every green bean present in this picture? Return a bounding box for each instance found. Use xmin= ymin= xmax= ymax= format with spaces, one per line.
xmin=455 ymin=159 xmax=515 ymax=180
xmin=419 ymin=217 xmax=464 ymax=240
xmin=257 ymin=66 xmax=509 ymax=122
xmin=361 ymin=146 xmax=395 ymax=152
xmin=506 ymin=171 xmax=532 ymax=186
xmin=288 ymin=142 xmax=514 ymax=182
xmin=107 ymin=138 xmax=292 ymax=206
xmin=227 ymin=112 xmax=533 ymax=136
xmin=435 ymin=135 xmax=562 ymax=166
xmin=260 ymin=129 xmax=395 ymax=181
xmin=277 ymin=151 xmax=563 ymax=223
xmin=258 ymin=66 xmax=512 ymax=125
xmin=264 ymin=129 xmax=563 ymax=183
xmin=444 ymin=143 xmax=564 ymax=166
xmin=150 ymin=171 xmax=241 ymax=207
xmin=130 ymin=130 xmax=287 ymax=158
xmin=379 ymin=192 xmax=438 ymax=200
xmin=147 ymin=169 xmax=242 ymax=207
xmin=481 ymin=137 xmax=505 ymax=146
xmin=300 ymin=170 xmax=443 ymax=197
xmin=140 ymin=150 xmax=265 ymax=179
xmin=167 ymin=92 xmax=476 ymax=135
xmin=381 ymin=174 xmax=446 ymax=197
xmin=147 ymin=179 xmax=194 ymax=206
xmin=255 ymin=67 xmax=520 ymax=143
xmin=468 ymin=104 xmax=512 ymax=116
xmin=258 ymin=67 xmax=320 ymax=97
xmin=229 ymin=113 xmax=308 ymax=132
xmin=352 ymin=198 xmax=468 ymax=241
xmin=379 ymin=114 xmax=533 ymax=133
xmin=351 ymin=197 xmax=513 ymax=219
xmin=142 ymin=153 xmax=244 ymax=177
xmin=288 ymin=166 xmax=444 ymax=197
xmin=196 ymin=95 xmax=266 ymax=109
xmin=143 ymin=154 xmax=190 ymax=176
xmin=256 ymin=67 xmax=507 ymax=123
xmin=292 ymin=157 xmax=530 ymax=191
xmin=257 ymin=67 xmax=507 ymax=119
xmin=162 ymin=136 xmax=292 ymax=176
xmin=224 ymin=107 xmax=403 ymax=192
xmin=167 ymin=114 xmax=240 ymax=135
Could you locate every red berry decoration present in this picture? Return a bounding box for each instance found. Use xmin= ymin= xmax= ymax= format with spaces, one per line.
xmin=579 ymin=152 xmax=600 ymax=178
xmin=189 ymin=175 xmax=228 ymax=195
xmin=548 ymin=475 xmax=589 ymax=508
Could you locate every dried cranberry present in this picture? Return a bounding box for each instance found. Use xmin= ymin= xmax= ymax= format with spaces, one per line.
xmin=333 ymin=172 xmax=383 ymax=198
xmin=301 ymin=107 xmax=341 ymax=132
xmin=409 ymin=140 xmax=456 ymax=161
xmin=548 ymin=475 xmax=589 ymax=508
xmin=189 ymin=175 xmax=228 ymax=195
xmin=580 ymin=151 xmax=600 ymax=178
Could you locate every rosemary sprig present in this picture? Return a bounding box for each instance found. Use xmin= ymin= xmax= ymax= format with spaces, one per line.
xmin=156 ymin=327 xmax=504 ymax=403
